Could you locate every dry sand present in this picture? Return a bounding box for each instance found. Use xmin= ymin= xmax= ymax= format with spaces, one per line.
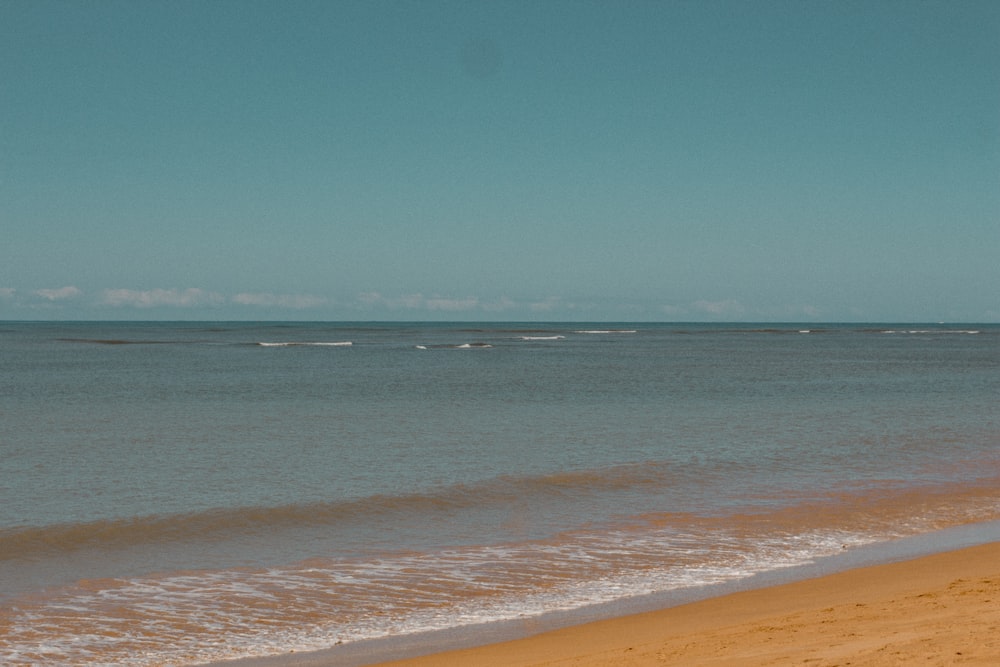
xmin=363 ymin=542 xmax=1000 ymax=667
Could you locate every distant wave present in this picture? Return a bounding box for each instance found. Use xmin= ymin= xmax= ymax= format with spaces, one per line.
xmin=257 ymin=341 xmax=353 ymax=347
xmin=459 ymin=328 xmax=552 ymax=334
xmin=519 ymin=335 xmax=565 ymax=341
xmin=574 ymin=330 xmax=637 ymax=334
xmin=58 ymin=337 xmax=360 ymax=347
xmin=877 ymin=329 xmax=981 ymax=335
xmin=415 ymin=342 xmax=493 ymax=349
xmin=57 ymin=338 xmax=175 ymax=345
xmin=721 ymin=328 xmax=829 ymax=335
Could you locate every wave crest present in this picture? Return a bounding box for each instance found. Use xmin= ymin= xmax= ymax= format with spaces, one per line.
xmin=0 ymin=463 xmax=678 ymax=561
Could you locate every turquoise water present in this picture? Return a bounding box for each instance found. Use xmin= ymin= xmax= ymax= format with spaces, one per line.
xmin=1 ymin=322 xmax=998 ymax=665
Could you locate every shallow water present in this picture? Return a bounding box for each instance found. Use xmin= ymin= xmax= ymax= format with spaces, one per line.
xmin=1 ymin=322 xmax=998 ymax=665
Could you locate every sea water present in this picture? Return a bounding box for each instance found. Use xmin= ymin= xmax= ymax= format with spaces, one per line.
xmin=1 ymin=322 xmax=998 ymax=665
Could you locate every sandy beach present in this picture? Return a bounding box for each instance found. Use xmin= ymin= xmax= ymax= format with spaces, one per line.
xmin=353 ymin=542 xmax=1000 ymax=667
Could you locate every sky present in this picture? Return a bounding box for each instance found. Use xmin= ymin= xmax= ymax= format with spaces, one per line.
xmin=2 ymin=0 xmax=998 ymax=322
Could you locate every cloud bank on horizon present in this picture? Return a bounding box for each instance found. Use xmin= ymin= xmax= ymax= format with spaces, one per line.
xmin=1 ymin=2 xmax=997 ymax=323
xmin=2 ymin=284 xmax=996 ymax=322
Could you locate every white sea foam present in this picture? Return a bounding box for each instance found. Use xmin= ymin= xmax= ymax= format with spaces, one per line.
xmin=257 ymin=341 xmax=353 ymax=347
xmin=519 ymin=335 xmax=565 ymax=340
xmin=574 ymin=330 xmax=637 ymax=334
xmin=880 ymin=330 xmax=980 ymax=335
xmin=0 ymin=526 xmax=886 ymax=666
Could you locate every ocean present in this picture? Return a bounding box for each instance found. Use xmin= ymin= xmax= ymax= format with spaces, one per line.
xmin=1 ymin=321 xmax=998 ymax=666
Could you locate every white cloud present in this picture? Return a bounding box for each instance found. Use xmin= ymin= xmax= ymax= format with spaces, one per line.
xmin=232 ymin=292 xmax=328 ymax=309
xmin=0 ymin=287 xmax=15 ymax=300
xmin=528 ymin=296 xmax=561 ymax=312
xmin=357 ymin=291 xmax=383 ymax=306
xmin=33 ymin=286 xmax=82 ymax=301
xmin=425 ymin=296 xmax=479 ymax=311
xmin=395 ymin=294 xmax=426 ymax=309
xmin=101 ymin=288 xmax=225 ymax=308
xmin=658 ymin=304 xmax=686 ymax=316
xmin=801 ymin=305 xmax=822 ymax=318
xmin=358 ymin=292 xmax=421 ymax=309
xmin=358 ymin=292 xmax=481 ymax=311
xmin=693 ymin=299 xmax=745 ymax=316
xmin=482 ymin=296 xmax=517 ymax=312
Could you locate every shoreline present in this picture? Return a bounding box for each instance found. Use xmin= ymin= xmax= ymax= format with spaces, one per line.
xmin=366 ymin=541 xmax=1000 ymax=667
xmin=207 ymin=522 xmax=1000 ymax=667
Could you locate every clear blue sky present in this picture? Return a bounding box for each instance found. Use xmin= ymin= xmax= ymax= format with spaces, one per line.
xmin=2 ymin=0 xmax=998 ymax=321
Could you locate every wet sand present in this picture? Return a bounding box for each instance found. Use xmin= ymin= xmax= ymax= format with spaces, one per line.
xmin=363 ymin=542 xmax=1000 ymax=667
